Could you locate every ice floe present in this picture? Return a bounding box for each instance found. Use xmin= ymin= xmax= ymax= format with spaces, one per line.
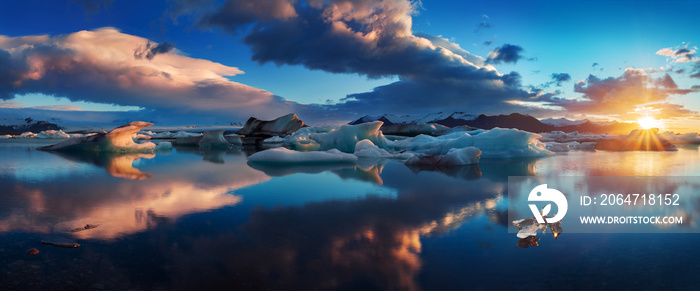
xmin=36 ymin=130 xmax=71 ymax=139
xmin=248 ymin=147 xmax=358 ymax=164
xmin=38 ymin=121 xmax=156 ymax=153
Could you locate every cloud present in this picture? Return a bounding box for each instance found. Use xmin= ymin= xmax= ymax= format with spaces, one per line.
xmin=541 ymin=68 xmax=699 ymax=119
xmin=170 ymin=0 xmax=541 ymax=118
xmin=486 ymin=44 xmax=525 ymax=64
xmin=134 ymin=41 xmax=176 ymax=60
xmin=541 ymin=72 xmax=571 ymax=87
xmin=476 ymin=14 xmax=492 ymax=33
xmin=656 ymin=45 xmax=697 ymax=63
xmin=0 ymin=28 xmax=302 ymax=123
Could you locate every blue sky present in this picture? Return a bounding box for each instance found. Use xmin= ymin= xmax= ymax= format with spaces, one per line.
xmin=0 ymin=0 xmax=698 ymax=129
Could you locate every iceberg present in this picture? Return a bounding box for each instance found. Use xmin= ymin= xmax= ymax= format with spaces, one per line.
xmin=248 ymin=147 xmax=358 ymax=164
xmin=390 ymin=127 xmax=551 ymax=158
xmin=354 ymin=139 xmax=398 ymax=158
xmin=658 ymin=131 xmax=700 ymax=144
xmin=38 ymin=121 xmax=156 ymax=153
xmin=286 ymin=121 xmax=388 ymax=153
xmin=198 ymin=130 xmax=231 ymax=149
xmin=263 ymin=136 xmax=285 ymax=144
xmin=36 ymin=130 xmax=71 ymax=139
xmin=19 ymin=132 xmax=37 ymax=138
xmin=284 ymin=122 xmax=551 ymax=158
xmin=225 ymin=135 xmax=243 ymax=146
xmin=237 ymin=113 xmax=307 ymax=136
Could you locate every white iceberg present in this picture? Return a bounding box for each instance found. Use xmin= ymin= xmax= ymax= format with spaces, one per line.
xmin=38 ymin=121 xmax=156 ymax=153
xmin=248 ymin=147 xmax=358 ymax=164
xmin=286 ymin=121 xmax=388 ymax=153
xmin=389 ymin=127 xmax=551 ymax=158
xmin=0 ymin=134 xmax=11 ymax=139
xmin=19 ymin=132 xmax=37 ymax=138
xmin=354 ymin=139 xmax=399 ymax=158
xmin=36 ymin=130 xmax=71 ymax=139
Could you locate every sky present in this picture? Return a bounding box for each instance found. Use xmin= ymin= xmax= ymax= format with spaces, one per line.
xmin=0 ymin=0 xmax=699 ymax=131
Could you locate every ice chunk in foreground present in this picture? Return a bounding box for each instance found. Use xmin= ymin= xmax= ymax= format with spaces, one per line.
xmin=198 ymin=130 xmax=231 ymax=149
xmin=405 ymin=147 xmax=481 ymax=165
xmin=248 ymin=147 xmax=358 ymax=164
xmin=36 ymin=130 xmax=70 ymax=139
xmin=38 ymin=121 xmax=156 ymax=153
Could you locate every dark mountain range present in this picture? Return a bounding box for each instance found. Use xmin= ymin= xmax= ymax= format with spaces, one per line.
xmin=0 ymin=117 xmax=62 ymax=135
xmin=351 ymin=113 xmax=639 ymax=134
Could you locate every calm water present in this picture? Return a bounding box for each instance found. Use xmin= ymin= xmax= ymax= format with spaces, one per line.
xmin=1 ymin=141 xmax=700 ymax=290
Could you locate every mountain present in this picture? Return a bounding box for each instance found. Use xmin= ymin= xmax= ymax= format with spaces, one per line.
xmin=350 ymin=112 xmax=638 ymax=134
xmin=0 ymin=117 xmax=62 ymax=134
xmin=350 ymin=112 xmax=475 ymax=126
xmin=540 ymin=118 xmax=589 ymax=127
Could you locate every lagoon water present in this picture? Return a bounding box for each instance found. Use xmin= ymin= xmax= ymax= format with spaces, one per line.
xmin=2 ymin=140 xmax=700 ymax=290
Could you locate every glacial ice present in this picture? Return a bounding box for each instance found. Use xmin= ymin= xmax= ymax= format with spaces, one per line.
xmin=284 ymin=122 xmax=551 ymax=159
xmin=198 ymin=130 xmax=231 ymax=149
xmin=36 ymin=130 xmax=71 ymax=139
xmin=659 ymin=131 xmax=700 ymax=144
xmin=389 ymin=127 xmax=551 ymax=158
xmin=150 ymin=131 xmax=202 ymax=139
xmin=539 ymin=131 xmax=609 ymax=143
xmin=286 ymin=121 xmax=387 ymax=153
xmin=19 ymin=132 xmax=37 ymax=138
xmin=0 ymin=134 xmax=11 ymax=139
xmin=247 ymin=147 xmax=358 ymax=164
xmin=225 ymin=135 xmax=243 ymax=146
xmin=237 ymin=113 xmax=306 ymax=136
xmin=156 ymin=141 xmax=173 ymax=150
xmin=354 ymin=139 xmax=413 ymax=159
xmin=37 ymin=121 xmax=156 ymax=153
xmin=263 ymin=136 xmax=285 ymax=144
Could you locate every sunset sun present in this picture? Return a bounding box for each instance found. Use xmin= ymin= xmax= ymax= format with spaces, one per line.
xmin=637 ymin=117 xmax=664 ymax=130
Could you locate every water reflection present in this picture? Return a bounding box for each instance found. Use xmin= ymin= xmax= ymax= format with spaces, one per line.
xmin=5 ymin=144 xmax=700 ymax=289
xmin=0 ymin=149 xmax=269 ymax=240
xmin=147 ymin=162 xmax=508 ymax=290
xmin=49 ymin=151 xmax=155 ymax=180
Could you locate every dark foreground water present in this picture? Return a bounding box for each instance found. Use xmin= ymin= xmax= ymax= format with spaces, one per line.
xmin=1 ymin=140 xmax=700 ymax=290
